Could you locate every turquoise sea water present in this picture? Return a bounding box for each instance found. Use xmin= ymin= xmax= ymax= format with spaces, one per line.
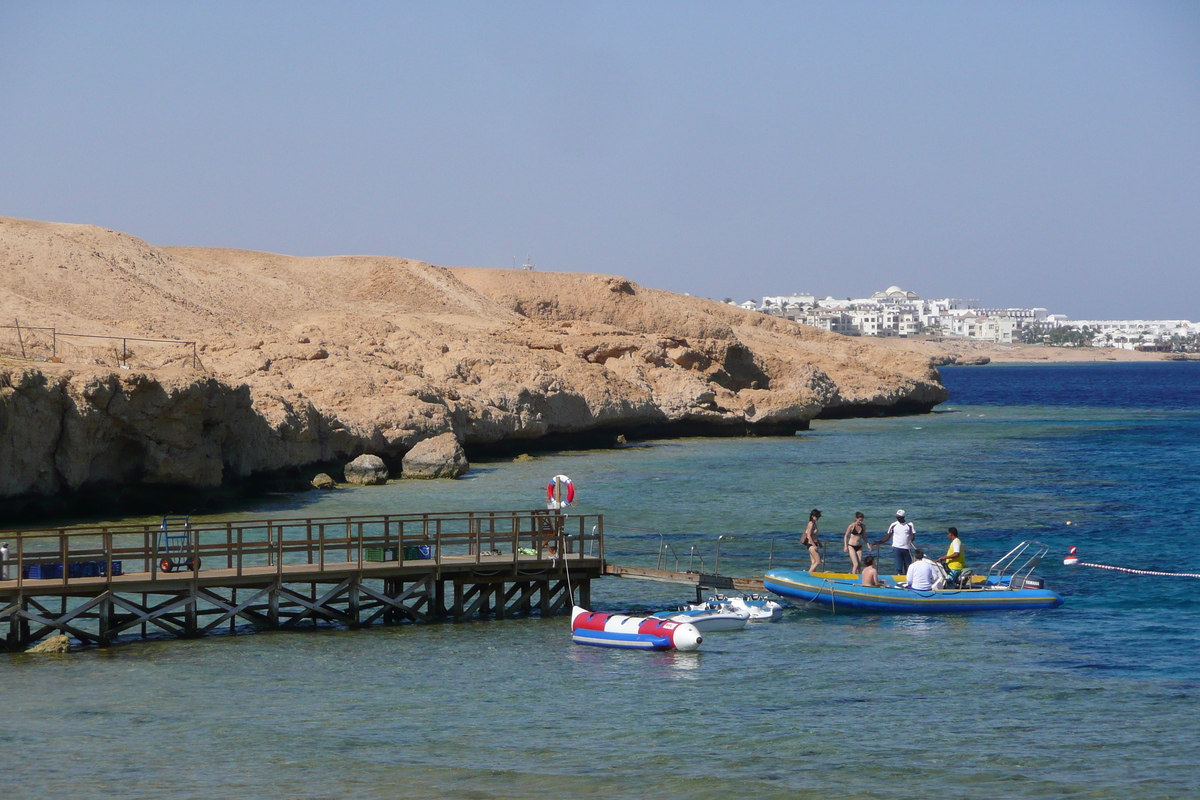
xmin=3 ymin=362 xmax=1199 ymax=799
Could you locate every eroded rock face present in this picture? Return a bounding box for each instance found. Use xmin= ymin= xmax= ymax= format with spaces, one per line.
xmin=0 ymin=217 xmax=948 ymax=505
xmin=402 ymin=433 xmax=469 ymax=479
xmin=343 ymin=454 xmax=389 ymax=485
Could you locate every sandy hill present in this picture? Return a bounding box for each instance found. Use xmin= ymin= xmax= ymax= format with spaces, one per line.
xmin=0 ymin=217 xmax=947 ymax=502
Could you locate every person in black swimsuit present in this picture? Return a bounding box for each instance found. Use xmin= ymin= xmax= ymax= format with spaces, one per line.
xmin=843 ymin=512 xmax=868 ymax=574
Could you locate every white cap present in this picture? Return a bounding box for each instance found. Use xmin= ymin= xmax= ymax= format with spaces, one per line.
xmin=896 ymin=509 xmax=905 ymax=517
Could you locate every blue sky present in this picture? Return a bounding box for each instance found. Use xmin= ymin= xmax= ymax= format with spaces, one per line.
xmin=1 ymin=2 xmax=1197 ymax=319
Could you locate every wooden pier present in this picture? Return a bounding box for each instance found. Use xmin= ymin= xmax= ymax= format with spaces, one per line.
xmin=0 ymin=509 xmax=604 ymax=650
xmin=604 ymin=563 xmax=766 ymax=594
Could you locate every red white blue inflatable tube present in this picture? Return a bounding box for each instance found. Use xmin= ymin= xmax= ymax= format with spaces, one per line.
xmin=570 ymin=606 xmax=702 ymax=651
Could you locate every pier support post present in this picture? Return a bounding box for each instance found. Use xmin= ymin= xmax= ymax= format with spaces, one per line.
xmin=97 ymin=594 xmax=113 ymax=646
xmin=184 ymin=588 xmax=198 ymax=637
xmin=433 ymin=580 xmax=447 ymax=619
xmin=452 ymin=582 xmax=464 ymax=619
xmin=348 ymin=583 xmax=360 ymax=627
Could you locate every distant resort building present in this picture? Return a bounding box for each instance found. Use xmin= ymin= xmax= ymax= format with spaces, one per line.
xmin=1066 ymin=319 xmax=1198 ymax=350
xmin=734 ymin=284 xmax=1195 ymax=348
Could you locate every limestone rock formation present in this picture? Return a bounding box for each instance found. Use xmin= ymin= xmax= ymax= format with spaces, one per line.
xmin=311 ymin=472 xmax=336 ymax=489
xmin=26 ymin=634 xmax=71 ymax=654
xmin=343 ymin=454 xmax=389 ymax=485
xmin=402 ymin=433 xmax=469 ymax=479
xmin=0 ymin=216 xmax=949 ymax=505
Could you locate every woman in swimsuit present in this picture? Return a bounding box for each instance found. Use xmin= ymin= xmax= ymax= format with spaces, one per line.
xmin=802 ymin=509 xmax=823 ymax=572
xmin=843 ymin=511 xmax=868 ymax=574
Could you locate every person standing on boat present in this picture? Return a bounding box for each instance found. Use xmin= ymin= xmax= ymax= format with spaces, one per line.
xmin=801 ymin=509 xmax=823 ymax=572
xmin=843 ymin=512 xmax=869 ymax=574
xmin=875 ymin=510 xmax=917 ymax=575
xmin=936 ymin=528 xmax=966 ymax=587
xmin=860 ymin=554 xmax=886 ymax=587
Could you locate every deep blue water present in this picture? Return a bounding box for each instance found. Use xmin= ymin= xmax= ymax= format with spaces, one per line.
xmin=2 ymin=362 xmax=1199 ymax=799
xmin=940 ymin=360 xmax=1200 ymax=410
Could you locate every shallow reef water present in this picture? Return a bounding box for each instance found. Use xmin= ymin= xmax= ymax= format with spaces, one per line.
xmin=2 ymin=361 xmax=1199 ymax=799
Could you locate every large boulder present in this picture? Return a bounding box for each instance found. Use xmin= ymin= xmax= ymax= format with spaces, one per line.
xmin=402 ymin=433 xmax=469 ymax=479
xmin=311 ymin=472 xmax=336 ymax=490
xmin=343 ymin=454 xmax=389 ymax=485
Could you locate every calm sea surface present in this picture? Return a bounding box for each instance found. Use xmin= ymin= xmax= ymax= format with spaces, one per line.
xmin=4 ymin=362 xmax=1199 ymax=799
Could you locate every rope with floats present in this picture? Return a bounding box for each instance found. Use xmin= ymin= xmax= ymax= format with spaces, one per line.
xmin=1063 ymin=546 xmax=1200 ymax=579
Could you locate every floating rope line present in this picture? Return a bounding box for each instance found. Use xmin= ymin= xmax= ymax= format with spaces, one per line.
xmin=1064 ymin=546 xmax=1200 ymax=578
xmin=1073 ymin=561 xmax=1200 ymax=579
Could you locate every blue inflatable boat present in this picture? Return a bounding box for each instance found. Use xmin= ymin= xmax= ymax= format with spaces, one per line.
xmin=765 ymin=541 xmax=1064 ymax=613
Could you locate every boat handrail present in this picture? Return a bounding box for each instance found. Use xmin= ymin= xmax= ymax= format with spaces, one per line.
xmin=658 ymin=538 xmax=681 ymax=572
xmin=986 ymin=540 xmax=1049 ymax=589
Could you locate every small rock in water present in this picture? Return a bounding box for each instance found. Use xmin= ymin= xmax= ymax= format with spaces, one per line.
xmin=513 ymin=453 xmax=535 ymax=463
xmin=615 ymin=434 xmax=627 ymax=444
xmin=343 ymin=454 xmax=390 ymax=485
xmin=311 ymin=472 xmax=336 ymax=490
xmin=26 ymin=634 xmax=71 ymax=654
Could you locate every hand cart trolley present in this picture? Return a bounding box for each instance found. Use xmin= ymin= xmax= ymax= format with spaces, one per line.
xmin=158 ymin=516 xmax=200 ymax=573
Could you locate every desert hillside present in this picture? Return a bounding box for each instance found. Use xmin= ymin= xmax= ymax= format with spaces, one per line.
xmin=0 ymin=217 xmax=947 ymax=501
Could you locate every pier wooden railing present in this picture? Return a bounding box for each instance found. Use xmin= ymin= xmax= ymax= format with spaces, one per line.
xmin=0 ymin=510 xmax=604 ymax=592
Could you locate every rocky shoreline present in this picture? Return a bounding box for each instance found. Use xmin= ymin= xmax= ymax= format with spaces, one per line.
xmin=1 ymin=217 xmax=948 ymax=519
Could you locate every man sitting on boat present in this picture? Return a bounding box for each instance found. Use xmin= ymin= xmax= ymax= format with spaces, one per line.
xmin=936 ymin=528 xmax=966 ymax=587
xmin=860 ymin=554 xmax=886 ymax=587
xmin=905 ymin=549 xmax=943 ymax=591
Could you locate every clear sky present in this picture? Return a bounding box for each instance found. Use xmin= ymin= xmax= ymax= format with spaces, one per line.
xmin=2 ymin=2 xmax=1197 ymax=320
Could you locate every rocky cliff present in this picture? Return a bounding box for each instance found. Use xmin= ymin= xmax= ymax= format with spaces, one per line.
xmin=0 ymin=217 xmax=946 ymax=506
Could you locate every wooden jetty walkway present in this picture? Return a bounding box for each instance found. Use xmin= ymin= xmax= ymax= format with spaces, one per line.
xmin=0 ymin=510 xmax=605 ymax=650
xmin=603 ymin=563 xmax=766 ymax=594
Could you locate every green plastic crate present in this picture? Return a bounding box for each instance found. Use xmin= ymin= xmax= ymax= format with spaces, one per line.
xmin=364 ymin=547 xmax=398 ymax=562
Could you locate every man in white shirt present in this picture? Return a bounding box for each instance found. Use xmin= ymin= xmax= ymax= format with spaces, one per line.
xmin=875 ymin=510 xmax=917 ymax=575
xmin=906 ymin=549 xmax=941 ymax=591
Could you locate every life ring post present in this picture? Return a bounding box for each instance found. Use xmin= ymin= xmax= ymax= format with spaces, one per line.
xmin=546 ymin=474 xmax=576 ymax=510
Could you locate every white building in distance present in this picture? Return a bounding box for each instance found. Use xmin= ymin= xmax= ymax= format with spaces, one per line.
xmin=738 ymin=284 xmax=1194 ymax=347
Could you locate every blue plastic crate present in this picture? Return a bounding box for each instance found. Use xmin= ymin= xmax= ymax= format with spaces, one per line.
xmin=43 ymin=563 xmax=63 ymax=579
xmin=402 ymin=544 xmax=432 ymax=560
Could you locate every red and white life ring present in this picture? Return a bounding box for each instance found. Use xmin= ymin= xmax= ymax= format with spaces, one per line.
xmin=546 ymin=475 xmax=576 ymax=506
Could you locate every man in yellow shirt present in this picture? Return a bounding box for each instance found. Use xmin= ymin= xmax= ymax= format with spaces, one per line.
xmin=936 ymin=528 xmax=966 ymax=587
